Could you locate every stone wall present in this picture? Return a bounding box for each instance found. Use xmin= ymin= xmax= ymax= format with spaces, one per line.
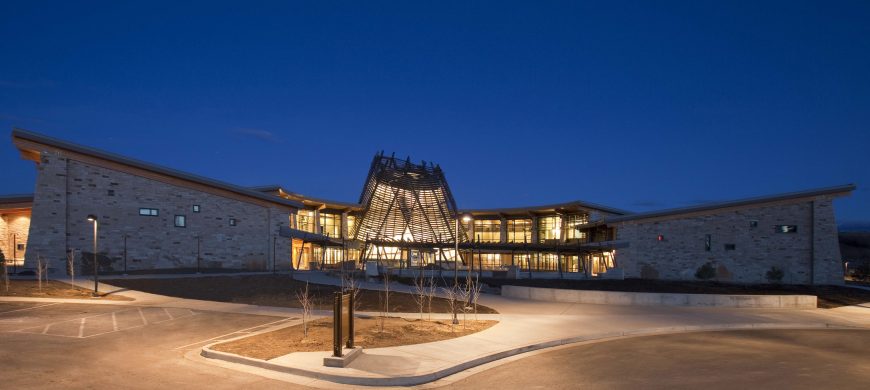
xmin=25 ymin=150 xmax=294 ymax=274
xmin=1 ymin=211 xmax=31 ymax=261
xmin=614 ymin=196 xmax=843 ymax=285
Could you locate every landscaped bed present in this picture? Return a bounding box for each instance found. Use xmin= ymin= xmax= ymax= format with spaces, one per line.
xmin=108 ymin=274 xmax=498 ymax=314
xmin=211 ymin=316 xmax=497 ymax=360
xmin=484 ymin=278 xmax=870 ymax=309
xmin=0 ymin=279 xmax=132 ymax=300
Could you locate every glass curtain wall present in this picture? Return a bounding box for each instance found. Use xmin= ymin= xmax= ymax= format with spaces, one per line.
xmin=538 ymin=216 xmax=562 ymax=242
xmin=473 ymin=219 xmax=501 ymax=243
xmin=320 ymin=213 xmax=341 ymax=238
xmin=507 ymin=219 xmax=532 ymax=243
xmin=564 ymin=214 xmax=589 ymax=241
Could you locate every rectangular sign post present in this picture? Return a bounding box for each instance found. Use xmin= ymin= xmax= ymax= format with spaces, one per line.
xmin=333 ymin=291 xmax=354 ymax=357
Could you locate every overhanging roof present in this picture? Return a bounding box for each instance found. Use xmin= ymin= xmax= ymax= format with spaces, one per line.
xmin=0 ymin=193 xmax=33 ymax=211
xmin=461 ymin=200 xmax=631 ymax=217
xmin=250 ymin=185 xmax=362 ymax=211
xmin=12 ymin=128 xmax=304 ymax=209
xmin=600 ymin=184 xmax=856 ymax=224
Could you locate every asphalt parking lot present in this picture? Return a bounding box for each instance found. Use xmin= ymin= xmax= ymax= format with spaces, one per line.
xmin=0 ymin=301 xmax=307 ymax=389
xmin=447 ymin=328 xmax=870 ymax=390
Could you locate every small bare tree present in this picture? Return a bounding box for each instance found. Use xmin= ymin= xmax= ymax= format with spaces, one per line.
xmin=425 ymin=273 xmax=437 ymax=320
xmin=443 ymin=285 xmax=459 ymax=332
xmin=412 ymin=269 xmax=427 ymax=319
xmin=341 ymin=270 xmax=362 ymax=314
xmin=67 ymin=249 xmax=76 ymax=290
xmin=295 ymin=281 xmax=313 ymax=338
xmin=36 ymin=254 xmax=47 ymax=292
xmin=377 ymin=268 xmax=392 ymax=332
xmin=0 ymin=249 xmax=8 ymax=293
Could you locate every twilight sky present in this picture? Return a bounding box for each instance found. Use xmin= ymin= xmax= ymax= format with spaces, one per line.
xmin=1 ymin=1 xmax=868 ymax=227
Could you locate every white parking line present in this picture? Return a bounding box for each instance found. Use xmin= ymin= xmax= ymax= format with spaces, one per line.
xmin=163 ymin=307 xmax=174 ymax=320
xmin=172 ymin=317 xmax=297 ymax=351
xmin=112 ymin=312 xmax=119 ymax=331
xmin=78 ymin=318 xmax=86 ymax=338
xmin=0 ymin=302 xmax=62 ymax=314
xmin=138 ymin=308 xmax=148 ymax=325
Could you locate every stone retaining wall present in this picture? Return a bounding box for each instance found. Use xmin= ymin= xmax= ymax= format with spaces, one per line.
xmin=501 ymin=285 xmax=817 ymax=309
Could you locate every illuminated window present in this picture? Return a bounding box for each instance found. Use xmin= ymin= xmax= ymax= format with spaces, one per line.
xmin=472 ymin=253 xmax=503 ymax=269
xmin=297 ymin=210 xmax=316 ymax=232
xmin=507 ymin=219 xmax=532 ymax=243
xmin=174 ymin=215 xmax=186 ymax=228
xmin=775 ymin=225 xmax=797 ymax=234
xmin=138 ymin=208 xmax=158 ymax=216
xmin=320 ymin=213 xmax=341 ymax=238
xmin=193 ymin=205 xmax=200 ymax=213
xmin=564 ymin=214 xmax=588 ymax=240
xmin=346 ymin=215 xmax=356 ymax=238
xmin=538 ymin=216 xmax=562 ymax=242
xmin=473 ymin=219 xmax=501 ymax=243
xmin=229 ymin=218 xmax=236 ymax=226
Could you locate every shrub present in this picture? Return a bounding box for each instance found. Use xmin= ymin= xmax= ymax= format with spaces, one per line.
xmin=765 ymin=266 xmax=784 ymax=283
xmin=694 ymin=262 xmax=717 ymax=280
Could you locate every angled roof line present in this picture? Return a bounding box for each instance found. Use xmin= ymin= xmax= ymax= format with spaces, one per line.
xmin=250 ymin=185 xmax=362 ymax=209
xmin=461 ymin=200 xmax=632 ymax=216
xmin=601 ymin=184 xmax=856 ymax=224
xmin=11 ymin=128 xmax=304 ymax=209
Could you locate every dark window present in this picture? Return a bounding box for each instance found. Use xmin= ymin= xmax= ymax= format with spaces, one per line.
xmin=724 ymin=244 xmax=736 ymax=250
xmin=174 ymin=215 xmax=186 ymax=228
xmin=107 ymin=189 xmax=115 ymax=196
xmin=775 ymin=225 xmax=798 ymax=234
xmin=229 ymin=218 xmax=236 ymax=226
xmin=139 ymin=208 xmax=158 ymax=216
xmin=749 ymin=220 xmax=758 ymax=228
xmin=192 ymin=205 xmax=200 ymax=213
xmin=705 ymin=234 xmax=712 ymax=251
xmin=17 ymin=243 xmax=25 ymax=251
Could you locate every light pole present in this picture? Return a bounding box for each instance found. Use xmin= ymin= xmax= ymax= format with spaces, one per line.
xmin=453 ymin=214 xmax=471 ymax=325
xmin=86 ymin=215 xmax=99 ymax=297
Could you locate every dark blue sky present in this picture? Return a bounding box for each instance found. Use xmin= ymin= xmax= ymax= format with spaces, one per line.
xmin=1 ymin=1 xmax=868 ymax=226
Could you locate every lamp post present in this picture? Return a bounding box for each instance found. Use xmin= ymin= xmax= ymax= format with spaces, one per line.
xmin=86 ymin=215 xmax=99 ymax=297
xmin=453 ymin=214 xmax=471 ymax=325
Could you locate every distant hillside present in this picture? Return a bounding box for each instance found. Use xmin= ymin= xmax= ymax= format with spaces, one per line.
xmin=840 ymin=232 xmax=870 ymax=262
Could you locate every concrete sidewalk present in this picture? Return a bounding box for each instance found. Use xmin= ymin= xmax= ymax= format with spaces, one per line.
xmin=200 ymin=272 xmax=870 ymax=387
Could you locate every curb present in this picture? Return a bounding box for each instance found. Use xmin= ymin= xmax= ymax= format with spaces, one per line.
xmin=200 ymin=322 xmax=860 ymax=387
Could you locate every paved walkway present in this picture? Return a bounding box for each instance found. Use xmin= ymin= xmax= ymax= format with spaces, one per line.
xmin=5 ymin=273 xmax=870 ymax=387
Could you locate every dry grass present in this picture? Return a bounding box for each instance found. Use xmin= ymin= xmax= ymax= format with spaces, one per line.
xmin=211 ymin=316 xmax=498 ymax=360
xmin=0 ymin=280 xmax=132 ymax=300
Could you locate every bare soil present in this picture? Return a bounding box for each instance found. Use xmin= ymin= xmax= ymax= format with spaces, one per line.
xmin=108 ymin=275 xmax=498 ymax=313
xmin=0 ymin=279 xmax=132 ymax=300
xmin=485 ymin=278 xmax=870 ymax=309
xmin=211 ymin=316 xmax=497 ymax=360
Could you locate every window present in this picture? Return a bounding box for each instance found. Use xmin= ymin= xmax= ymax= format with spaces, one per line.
xmin=297 ymin=210 xmax=315 ymax=232
xmin=139 ymin=208 xmax=158 ymax=216
xmin=538 ymin=216 xmax=562 ymax=242
xmin=174 ymin=215 xmax=186 ymax=228
xmin=705 ymin=234 xmax=712 ymax=251
xmin=346 ymin=215 xmax=356 ymax=238
xmin=107 ymin=189 xmax=115 ymax=196
xmin=724 ymin=244 xmax=736 ymax=251
xmin=473 ymin=219 xmax=501 ymax=243
xmin=229 ymin=218 xmax=237 ymax=226
xmin=564 ymin=214 xmax=589 ymax=240
xmin=193 ymin=205 xmax=200 ymax=213
xmin=320 ymin=213 xmax=341 ymax=238
xmin=775 ymin=225 xmax=798 ymax=234
xmin=749 ymin=220 xmax=758 ymax=228
xmin=507 ymin=219 xmax=532 ymax=243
